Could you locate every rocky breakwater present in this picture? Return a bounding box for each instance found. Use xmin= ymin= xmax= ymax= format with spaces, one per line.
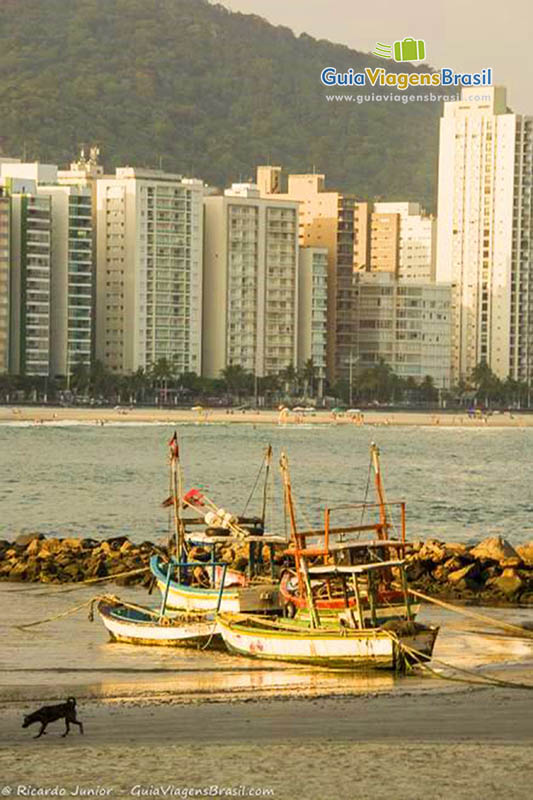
xmin=404 ymin=536 xmax=533 ymax=606
xmin=0 ymin=533 xmax=158 ymax=586
xmin=0 ymin=534 xmax=279 ymax=587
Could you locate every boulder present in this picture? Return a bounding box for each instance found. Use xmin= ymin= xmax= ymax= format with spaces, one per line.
xmin=432 ymin=564 xmax=449 ymax=582
xmin=443 ymin=556 xmax=464 ymax=572
xmin=516 ymin=542 xmax=533 ymax=568
xmin=61 ymin=538 xmax=84 ymax=551
xmin=405 ymin=560 xmax=426 ymax=581
xmin=470 ymin=536 xmax=521 ymax=567
xmin=444 ymin=542 xmax=469 ymax=557
xmin=107 ymin=536 xmax=129 ymax=550
xmin=15 ymin=533 xmax=43 ymax=547
xmin=448 ymin=563 xmax=478 ymax=585
xmin=417 ymin=540 xmax=447 ymax=563
xmin=9 ymin=562 xmax=28 ymax=580
xmin=488 ymin=568 xmax=523 ymax=598
xmin=26 ymin=538 xmax=43 ymax=556
xmin=38 ymin=538 xmax=62 ymax=555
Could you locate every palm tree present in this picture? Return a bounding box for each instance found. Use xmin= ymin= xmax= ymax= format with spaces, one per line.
xmin=220 ymin=364 xmax=254 ymax=400
xmin=302 ymin=358 xmax=317 ymax=398
xmin=280 ymin=363 xmax=298 ymax=396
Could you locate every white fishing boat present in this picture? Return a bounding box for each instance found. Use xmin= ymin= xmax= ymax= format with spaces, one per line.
xmin=217 ymin=607 xmax=438 ymax=670
xmin=150 ymin=541 xmax=282 ymax=614
xmin=97 ymin=597 xmax=220 ymax=648
xmin=218 ymin=559 xmax=438 ymax=670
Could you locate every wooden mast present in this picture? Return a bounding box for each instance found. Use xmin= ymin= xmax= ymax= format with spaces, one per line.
xmin=169 ymin=431 xmax=185 ymax=580
xmin=279 ymin=452 xmax=320 ymax=629
xmin=370 ymin=442 xmax=388 ymax=540
xmin=260 ymin=444 xmax=273 ymax=531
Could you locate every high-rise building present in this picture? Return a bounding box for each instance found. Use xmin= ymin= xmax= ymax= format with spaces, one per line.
xmin=356 ymin=272 xmax=452 ymax=388
xmin=257 ymin=167 xmax=365 ymax=383
xmin=58 ymin=147 xmax=104 ymax=364
xmin=369 ymin=211 xmax=400 ymax=275
xmin=37 ymin=185 xmax=93 ymax=378
xmin=372 ymin=202 xmax=436 ymax=281
xmin=7 ymin=185 xmax=52 ymax=376
xmin=436 ymin=86 xmax=533 ymax=383
xmin=0 ymin=188 xmax=10 ymax=374
xmin=0 ymin=160 xmax=96 ymax=379
xmin=203 ymin=183 xmax=299 ymax=379
xmin=95 ymin=168 xmax=204 ymax=375
xmin=298 ymin=247 xmax=328 ymax=396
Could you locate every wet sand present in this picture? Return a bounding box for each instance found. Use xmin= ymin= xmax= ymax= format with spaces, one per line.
xmin=0 ymin=405 xmax=529 ymax=427
xmin=2 ymin=689 xmax=533 ymax=799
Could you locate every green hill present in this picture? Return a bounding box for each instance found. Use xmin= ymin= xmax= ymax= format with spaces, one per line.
xmin=0 ymin=0 xmax=449 ymax=209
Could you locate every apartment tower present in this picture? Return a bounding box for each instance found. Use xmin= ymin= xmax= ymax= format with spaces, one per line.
xmin=257 ymin=166 xmax=367 ymax=383
xmin=436 ymin=86 xmax=533 ymax=383
xmin=95 ymin=168 xmax=204 ymax=375
xmin=202 ymin=183 xmax=299 ymax=379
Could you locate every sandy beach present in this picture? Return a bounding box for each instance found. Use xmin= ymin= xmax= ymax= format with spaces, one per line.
xmin=0 ymin=405 xmax=531 ymax=427
xmin=1 ymin=689 xmax=533 ymax=799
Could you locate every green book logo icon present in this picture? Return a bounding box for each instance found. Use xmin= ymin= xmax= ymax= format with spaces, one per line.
xmin=393 ymin=37 xmax=426 ymax=62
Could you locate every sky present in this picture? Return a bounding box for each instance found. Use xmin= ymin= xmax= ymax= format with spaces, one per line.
xmin=217 ymin=0 xmax=533 ymax=113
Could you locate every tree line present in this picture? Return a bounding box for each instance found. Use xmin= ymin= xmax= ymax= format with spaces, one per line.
xmin=1 ymin=357 xmax=528 ymax=408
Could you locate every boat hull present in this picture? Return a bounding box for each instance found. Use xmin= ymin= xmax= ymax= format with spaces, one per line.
xmin=217 ymin=613 xmax=439 ymax=670
xmin=150 ymin=556 xmax=280 ymax=614
xmin=97 ymin=600 xmax=221 ymax=648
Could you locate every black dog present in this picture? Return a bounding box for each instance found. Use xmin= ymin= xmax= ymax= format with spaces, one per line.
xmin=22 ymin=697 xmax=84 ymax=739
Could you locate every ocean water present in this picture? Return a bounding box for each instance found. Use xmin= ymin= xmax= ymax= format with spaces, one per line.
xmin=0 ymin=421 xmax=532 ymax=545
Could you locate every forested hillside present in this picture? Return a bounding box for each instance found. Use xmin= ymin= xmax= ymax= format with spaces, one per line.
xmin=0 ymin=0 xmax=449 ymax=207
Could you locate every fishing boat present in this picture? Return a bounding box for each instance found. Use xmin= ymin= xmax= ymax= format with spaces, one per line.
xmin=150 ymin=534 xmax=283 ymax=614
xmin=217 ymin=559 xmax=438 ymax=670
xmin=151 ymin=438 xmax=284 ymax=614
xmin=96 ymin=596 xmax=221 ymax=648
xmin=279 ymin=444 xmax=419 ymax=622
xmin=217 ymin=453 xmax=438 ymax=671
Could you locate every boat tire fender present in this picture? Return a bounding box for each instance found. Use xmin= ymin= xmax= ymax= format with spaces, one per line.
xmin=205 ymin=527 xmax=230 ymax=537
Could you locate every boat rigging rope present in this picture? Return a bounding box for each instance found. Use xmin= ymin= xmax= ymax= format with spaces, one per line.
xmin=241 ymin=451 xmax=265 ymax=517
xmin=359 ymin=455 xmax=372 ymax=526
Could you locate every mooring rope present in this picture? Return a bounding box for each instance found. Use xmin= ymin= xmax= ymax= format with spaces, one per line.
xmin=405 ymin=586 xmax=533 ymax=640
xmin=4 ymin=566 xmax=151 ymax=597
xmin=396 ymin=635 xmax=533 ymax=691
xmin=14 ymin=597 xmax=97 ymax=630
